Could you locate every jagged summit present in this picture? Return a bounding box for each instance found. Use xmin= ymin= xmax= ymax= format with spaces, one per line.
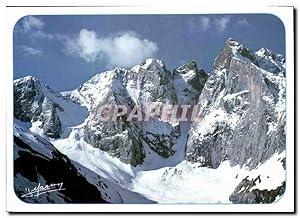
xmin=175 ymin=61 xmax=198 ymax=73
xmin=175 ymin=61 xmax=207 ymax=78
xmin=224 ymin=38 xmax=285 ymax=64
xmin=14 ymin=75 xmax=39 ymax=83
xmin=130 ymin=58 xmax=166 ymax=73
xmin=255 ymin=47 xmax=284 ymax=61
xmin=212 ymin=37 xmax=285 ymax=77
xmin=256 ymin=47 xmax=274 ymax=57
xmin=255 ymin=47 xmax=286 ymax=76
xmin=212 ymin=37 xmax=245 ymax=72
xmin=14 ymin=75 xmax=42 ymax=94
xmin=224 ymin=37 xmax=241 ymax=49
xmin=141 ymin=58 xmax=165 ymax=68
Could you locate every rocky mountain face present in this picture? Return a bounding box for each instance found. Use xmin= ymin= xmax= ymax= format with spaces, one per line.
xmin=186 ymin=38 xmax=286 ymax=170
xmin=229 ymin=177 xmax=285 ymax=204
xmin=72 ymin=68 xmax=146 ymax=166
xmin=14 ymin=76 xmax=62 ymax=138
xmin=14 ymin=59 xmax=207 ymax=166
xmin=62 ymin=58 xmax=206 ymax=166
xmin=184 ymin=39 xmax=286 ymax=203
xmin=173 ymin=61 xmax=208 ymax=105
xmin=13 ymin=38 xmax=286 ymax=204
xmin=14 ymin=76 xmax=88 ymax=139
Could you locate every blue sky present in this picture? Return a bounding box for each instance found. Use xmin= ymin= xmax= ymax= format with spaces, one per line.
xmin=14 ymin=14 xmax=285 ymax=91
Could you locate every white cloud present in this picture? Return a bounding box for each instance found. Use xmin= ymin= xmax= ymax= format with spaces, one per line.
xmin=21 ymin=16 xmax=44 ymax=33
xmin=66 ymin=29 xmax=99 ymax=62
xmin=188 ymin=17 xmax=211 ymax=32
xmin=215 ymin=16 xmax=230 ymax=32
xmin=188 ymin=16 xmax=231 ymax=33
xmin=18 ymin=16 xmax=54 ymax=40
xmin=236 ymin=19 xmax=249 ymax=26
xmin=65 ymin=29 xmax=158 ymax=67
xmin=200 ymin=17 xmax=211 ymax=31
xmin=33 ymin=30 xmax=54 ymax=40
xmin=19 ymin=45 xmax=43 ymax=56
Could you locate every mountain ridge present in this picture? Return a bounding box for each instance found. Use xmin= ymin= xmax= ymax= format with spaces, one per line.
xmin=13 ymin=38 xmax=286 ymax=203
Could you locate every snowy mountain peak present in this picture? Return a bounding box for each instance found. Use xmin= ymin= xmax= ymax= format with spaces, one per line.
xmin=255 ymin=47 xmax=285 ymax=63
xmin=85 ymin=68 xmax=125 ymax=86
xmin=141 ymin=58 xmax=165 ymax=69
xmin=14 ymin=75 xmax=39 ymax=83
xmin=255 ymin=48 xmax=285 ymax=76
xmin=14 ymin=75 xmax=42 ymax=91
xmin=213 ymin=38 xmax=285 ymax=75
xmin=176 ymin=61 xmax=198 ymax=74
xmin=212 ymin=37 xmax=257 ymax=72
xmin=222 ymin=39 xmax=285 ymax=76
xmin=225 ymin=38 xmax=242 ymax=50
xmin=130 ymin=58 xmax=165 ymax=72
xmin=256 ymin=47 xmax=273 ymax=57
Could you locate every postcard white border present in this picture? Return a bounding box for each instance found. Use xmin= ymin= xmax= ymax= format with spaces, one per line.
xmin=4 ymin=5 xmax=294 ymax=213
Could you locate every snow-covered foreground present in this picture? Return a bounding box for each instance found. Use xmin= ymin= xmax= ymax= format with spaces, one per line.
xmin=52 ymin=126 xmax=285 ymax=203
xmin=132 ymin=153 xmax=285 ymax=203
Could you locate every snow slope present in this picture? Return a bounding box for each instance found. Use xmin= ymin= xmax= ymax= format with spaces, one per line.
xmin=14 ymin=119 xmax=153 ymax=203
xmin=51 ymin=126 xmax=285 ymax=203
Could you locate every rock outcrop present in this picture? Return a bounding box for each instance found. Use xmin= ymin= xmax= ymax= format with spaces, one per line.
xmin=186 ymin=39 xmax=286 ymax=169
